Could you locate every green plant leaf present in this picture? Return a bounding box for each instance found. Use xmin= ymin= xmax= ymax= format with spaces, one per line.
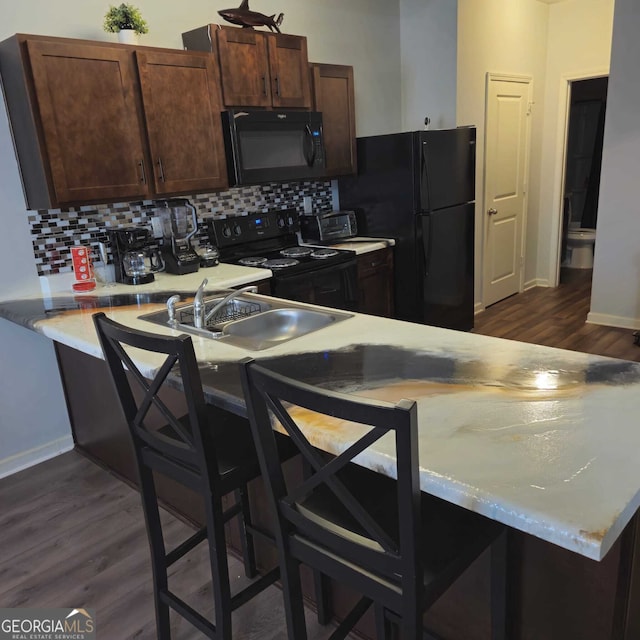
xmin=103 ymin=3 xmax=149 ymax=35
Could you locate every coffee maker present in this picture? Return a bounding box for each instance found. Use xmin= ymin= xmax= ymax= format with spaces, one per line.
xmin=109 ymin=227 xmax=156 ymax=285
xmin=155 ymin=198 xmax=200 ymax=275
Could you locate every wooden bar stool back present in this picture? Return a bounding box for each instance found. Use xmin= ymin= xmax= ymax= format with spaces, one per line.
xmin=93 ymin=313 xmax=280 ymax=640
xmin=240 ymin=358 xmax=507 ymax=640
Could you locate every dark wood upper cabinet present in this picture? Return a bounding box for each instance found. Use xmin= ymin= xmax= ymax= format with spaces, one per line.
xmin=136 ymin=50 xmax=228 ymax=195
xmin=267 ymin=34 xmax=311 ymax=109
xmin=311 ymin=63 xmax=357 ymax=177
xmin=215 ymin=27 xmax=271 ymax=107
xmin=0 ymin=36 xmax=148 ymax=209
xmin=0 ymin=34 xmax=228 ymax=209
xmin=183 ymin=25 xmax=311 ymax=110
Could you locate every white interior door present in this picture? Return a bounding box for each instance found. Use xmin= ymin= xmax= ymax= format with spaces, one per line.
xmin=483 ymin=73 xmax=532 ymax=307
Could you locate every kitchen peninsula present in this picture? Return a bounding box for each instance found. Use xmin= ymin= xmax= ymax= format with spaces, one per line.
xmin=1 ymin=271 xmax=640 ymax=639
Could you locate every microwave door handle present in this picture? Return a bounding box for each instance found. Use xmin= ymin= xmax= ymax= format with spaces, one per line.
xmin=304 ymin=125 xmax=316 ymax=167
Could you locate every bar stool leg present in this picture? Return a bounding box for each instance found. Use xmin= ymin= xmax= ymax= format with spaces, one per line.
xmin=280 ymin=556 xmax=308 ymax=640
xmin=139 ymin=466 xmax=171 ymax=640
xmin=491 ymin=529 xmax=509 ymax=640
xmin=208 ymin=497 xmax=234 ymax=640
xmin=236 ymin=486 xmax=257 ymax=579
xmin=374 ymin=605 xmax=389 ymax=639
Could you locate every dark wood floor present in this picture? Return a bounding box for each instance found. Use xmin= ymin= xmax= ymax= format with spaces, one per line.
xmin=474 ymin=269 xmax=640 ymax=362
xmin=0 ymin=451 xmax=331 ymax=640
xmin=2 ymin=272 xmax=639 ymax=639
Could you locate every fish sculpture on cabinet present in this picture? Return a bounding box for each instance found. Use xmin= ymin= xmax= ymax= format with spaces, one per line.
xmin=218 ymin=0 xmax=284 ymax=33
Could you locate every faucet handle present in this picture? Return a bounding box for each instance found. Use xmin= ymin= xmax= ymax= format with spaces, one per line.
xmin=195 ymin=278 xmax=208 ymax=300
xmin=166 ymin=295 xmax=181 ymax=324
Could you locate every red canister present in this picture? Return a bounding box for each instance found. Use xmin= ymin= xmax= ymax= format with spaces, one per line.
xmin=71 ymin=245 xmax=96 ymax=292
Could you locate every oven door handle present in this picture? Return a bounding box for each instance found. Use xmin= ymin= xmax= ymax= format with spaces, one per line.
xmin=304 ymin=125 xmax=316 ymax=167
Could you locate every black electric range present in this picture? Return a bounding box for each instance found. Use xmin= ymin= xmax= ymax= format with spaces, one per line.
xmin=207 ymin=210 xmax=358 ymax=310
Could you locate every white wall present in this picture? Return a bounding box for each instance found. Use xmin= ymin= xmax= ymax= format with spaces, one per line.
xmin=537 ymin=0 xmax=614 ymax=287
xmin=589 ymin=0 xmax=640 ymax=329
xmin=0 ymin=0 xmax=402 ymax=476
xmin=457 ymin=0 xmax=549 ymax=307
xmin=399 ymin=0 xmax=457 ymax=131
xmin=0 ymin=319 xmax=73 ymax=478
xmin=0 ymin=61 xmax=73 ymax=476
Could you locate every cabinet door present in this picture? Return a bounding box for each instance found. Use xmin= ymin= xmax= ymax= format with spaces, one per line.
xmin=267 ymin=34 xmax=311 ymax=109
xmin=136 ymin=50 xmax=228 ymax=194
xmin=26 ymin=40 xmax=148 ymax=205
xmin=357 ymin=249 xmax=394 ymax=317
xmin=311 ymin=63 xmax=357 ymax=177
xmin=216 ymin=28 xmax=271 ymax=107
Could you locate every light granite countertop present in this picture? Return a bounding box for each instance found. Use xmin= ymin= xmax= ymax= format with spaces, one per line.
xmin=1 ymin=273 xmax=639 ymax=562
xmin=302 ymin=236 xmax=395 ymax=255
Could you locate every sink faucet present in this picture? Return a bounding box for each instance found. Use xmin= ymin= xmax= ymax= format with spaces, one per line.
xmin=202 ymin=286 xmax=258 ymax=326
xmin=193 ymin=278 xmax=208 ymax=328
xmin=192 ymin=279 xmax=257 ymax=329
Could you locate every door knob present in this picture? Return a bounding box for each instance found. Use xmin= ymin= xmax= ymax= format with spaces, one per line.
xmin=487 ymin=208 xmax=498 ymax=216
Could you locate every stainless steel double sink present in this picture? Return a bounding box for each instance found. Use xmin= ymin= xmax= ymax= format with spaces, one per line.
xmin=139 ymin=291 xmax=353 ymax=351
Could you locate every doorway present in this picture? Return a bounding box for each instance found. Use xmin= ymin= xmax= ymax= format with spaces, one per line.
xmin=482 ymin=73 xmax=533 ymax=307
xmin=559 ymin=76 xmax=608 ymax=282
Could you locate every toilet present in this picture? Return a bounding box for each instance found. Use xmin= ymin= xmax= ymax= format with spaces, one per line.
xmin=566 ymin=228 xmax=596 ymax=269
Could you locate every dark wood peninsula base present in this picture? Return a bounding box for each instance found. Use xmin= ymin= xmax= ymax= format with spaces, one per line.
xmin=55 ymin=343 xmax=640 ymax=640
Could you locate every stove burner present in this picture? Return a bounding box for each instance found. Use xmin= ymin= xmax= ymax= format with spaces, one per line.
xmin=263 ymin=258 xmax=300 ymax=269
xmin=238 ymin=256 xmax=268 ymax=267
xmin=280 ymin=246 xmax=313 ymax=258
xmin=310 ymin=248 xmax=339 ymax=259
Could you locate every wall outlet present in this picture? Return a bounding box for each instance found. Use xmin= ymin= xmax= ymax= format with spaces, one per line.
xmin=303 ymin=196 xmax=313 ymax=214
xmin=150 ymin=216 xmax=164 ymax=239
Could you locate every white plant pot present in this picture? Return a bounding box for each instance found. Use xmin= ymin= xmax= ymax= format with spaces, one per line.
xmin=117 ymin=29 xmax=138 ymax=45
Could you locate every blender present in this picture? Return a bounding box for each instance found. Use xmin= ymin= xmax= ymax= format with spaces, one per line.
xmin=155 ymin=198 xmax=201 ymax=275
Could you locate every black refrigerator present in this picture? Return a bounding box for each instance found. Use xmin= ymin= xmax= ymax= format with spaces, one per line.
xmin=338 ymin=127 xmax=476 ymax=331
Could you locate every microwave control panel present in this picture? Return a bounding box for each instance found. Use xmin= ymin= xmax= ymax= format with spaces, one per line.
xmin=309 ymin=126 xmax=324 ymax=166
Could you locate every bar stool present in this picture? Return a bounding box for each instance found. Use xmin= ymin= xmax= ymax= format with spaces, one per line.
xmin=240 ymin=358 xmax=508 ymax=640
xmin=93 ymin=313 xmax=291 ymax=639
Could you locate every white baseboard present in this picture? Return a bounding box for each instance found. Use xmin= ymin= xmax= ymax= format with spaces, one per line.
xmin=587 ymin=312 xmax=640 ymax=331
xmin=524 ymin=278 xmax=551 ymax=290
xmin=475 ymin=280 xmax=551 ymax=313
xmin=0 ymin=435 xmax=74 ymax=479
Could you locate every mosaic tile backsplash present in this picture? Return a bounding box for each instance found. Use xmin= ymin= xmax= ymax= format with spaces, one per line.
xmin=29 ymin=181 xmax=333 ymax=276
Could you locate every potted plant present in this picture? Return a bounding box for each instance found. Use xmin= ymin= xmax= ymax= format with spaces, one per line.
xmin=103 ymin=3 xmax=148 ymax=44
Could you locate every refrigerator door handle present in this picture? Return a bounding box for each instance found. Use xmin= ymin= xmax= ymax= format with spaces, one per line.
xmin=421 ymin=141 xmax=432 ymax=211
xmin=417 ymin=214 xmax=432 ymax=277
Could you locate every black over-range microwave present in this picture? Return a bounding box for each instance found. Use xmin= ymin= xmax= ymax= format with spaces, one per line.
xmin=221 ymin=109 xmax=326 ymax=186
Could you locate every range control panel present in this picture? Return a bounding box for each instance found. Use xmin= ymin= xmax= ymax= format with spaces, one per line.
xmin=207 ymin=209 xmax=299 ymax=248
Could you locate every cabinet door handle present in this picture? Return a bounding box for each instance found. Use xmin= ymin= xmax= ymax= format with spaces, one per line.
xmin=275 ymin=76 xmax=281 ymax=97
xmin=157 ymin=158 xmax=165 ymax=182
xmin=261 ymin=75 xmax=267 ymax=96
xmin=138 ymin=159 xmax=146 ymax=184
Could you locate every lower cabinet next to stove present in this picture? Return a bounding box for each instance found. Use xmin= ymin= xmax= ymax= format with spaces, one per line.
xmin=356 ymin=247 xmax=394 ymax=318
